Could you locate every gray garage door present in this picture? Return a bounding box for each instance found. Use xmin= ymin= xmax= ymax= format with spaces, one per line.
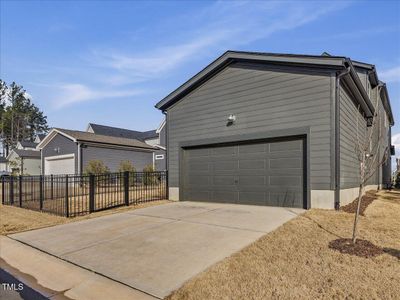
xmin=181 ymin=137 xmax=305 ymax=208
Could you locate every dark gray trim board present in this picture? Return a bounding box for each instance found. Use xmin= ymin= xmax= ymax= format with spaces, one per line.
xmin=178 ymin=127 xmax=311 ymax=209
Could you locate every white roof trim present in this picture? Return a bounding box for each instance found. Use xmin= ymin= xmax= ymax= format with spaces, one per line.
xmin=36 ymin=128 xmax=77 ymax=150
xmin=156 ymin=118 xmax=166 ymax=134
xmin=154 ymin=144 xmax=166 ymax=150
xmin=6 ymin=150 xmax=16 ymax=160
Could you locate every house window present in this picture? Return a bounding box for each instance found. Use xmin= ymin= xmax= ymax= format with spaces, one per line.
xmin=155 ymin=154 xmax=164 ymax=160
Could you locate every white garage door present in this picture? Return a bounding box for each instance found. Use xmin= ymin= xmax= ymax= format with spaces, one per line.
xmin=45 ymin=155 xmax=75 ymax=175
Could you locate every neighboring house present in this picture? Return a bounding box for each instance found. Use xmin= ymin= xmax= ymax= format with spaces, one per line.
xmin=37 ymin=128 xmax=157 ymax=175
xmin=17 ymin=140 xmax=38 ymax=150
xmin=156 ymin=51 xmax=394 ymax=209
xmin=0 ymin=156 xmax=8 ymax=172
xmin=87 ymin=119 xmax=167 ymax=171
xmin=6 ymin=149 xmax=41 ymax=175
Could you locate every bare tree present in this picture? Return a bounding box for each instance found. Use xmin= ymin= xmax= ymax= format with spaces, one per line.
xmin=352 ymin=85 xmax=388 ymax=243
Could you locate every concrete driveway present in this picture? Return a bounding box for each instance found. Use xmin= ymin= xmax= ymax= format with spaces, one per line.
xmin=10 ymin=201 xmax=303 ymax=299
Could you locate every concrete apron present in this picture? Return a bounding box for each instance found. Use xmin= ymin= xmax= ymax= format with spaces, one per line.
xmin=8 ymin=202 xmax=303 ymax=299
xmin=0 ymin=236 xmax=155 ymax=300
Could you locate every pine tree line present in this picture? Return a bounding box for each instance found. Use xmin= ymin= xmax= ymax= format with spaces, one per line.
xmin=0 ymin=80 xmax=49 ymax=157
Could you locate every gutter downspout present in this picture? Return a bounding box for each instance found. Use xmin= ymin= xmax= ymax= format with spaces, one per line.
xmin=335 ymin=66 xmax=351 ymax=210
xmin=376 ymin=83 xmax=384 ymax=189
xmin=162 ymin=110 xmax=169 ymax=199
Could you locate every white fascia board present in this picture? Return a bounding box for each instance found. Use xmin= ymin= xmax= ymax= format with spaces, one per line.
xmin=156 ymin=117 xmax=166 ymax=134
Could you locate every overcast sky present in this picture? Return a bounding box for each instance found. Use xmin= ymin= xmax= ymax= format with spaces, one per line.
xmin=1 ymin=1 xmax=399 ymax=148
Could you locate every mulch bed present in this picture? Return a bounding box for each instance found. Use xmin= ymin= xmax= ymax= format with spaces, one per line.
xmin=340 ymin=191 xmax=378 ymax=216
xmin=329 ymin=238 xmax=384 ymax=258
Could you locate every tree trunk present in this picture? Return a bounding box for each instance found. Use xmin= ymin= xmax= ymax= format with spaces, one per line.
xmin=352 ymin=183 xmax=364 ymax=243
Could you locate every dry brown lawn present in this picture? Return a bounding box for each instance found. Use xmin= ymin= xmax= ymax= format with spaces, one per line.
xmin=0 ymin=200 xmax=170 ymax=235
xmin=168 ymin=190 xmax=400 ymax=300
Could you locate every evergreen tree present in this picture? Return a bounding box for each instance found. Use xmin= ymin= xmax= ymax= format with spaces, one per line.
xmin=0 ymin=80 xmax=48 ymax=156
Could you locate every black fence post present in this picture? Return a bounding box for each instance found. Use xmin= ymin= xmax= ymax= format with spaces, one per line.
xmin=19 ymin=175 xmax=22 ymax=207
xmin=65 ymin=175 xmax=69 ymax=217
xmin=124 ymin=171 xmax=129 ymax=206
xmin=89 ymin=174 xmax=95 ymax=213
xmin=39 ymin=175 xmax=44 ymax=211
xmin=166 ymin=171 xmax=169 ymax=200
xmin=10 ymin=176 xmax=14 ymax=205
xmin=51 ymin=174 xmax=54 ymax=200
xmin=1 ymin=176 xmax=5 ymax=205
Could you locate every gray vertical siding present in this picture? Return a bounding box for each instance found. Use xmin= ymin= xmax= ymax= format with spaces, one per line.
xmin=167 ymin=62 xmax=334 ymax=190
xmin=82 ymin=145 xmax=153 ymax=172
xmin=41 ymin=134 xmax=78 ymax=173
xmin=155 ymin=149 xmax=166 ymax=171
xmin=339 ymin=85 xmax=367 ymax=189
xmin=159 ymin=125 xmax=166 ymax=147
xmin=355 ymin=68 xmax=368 ymax=91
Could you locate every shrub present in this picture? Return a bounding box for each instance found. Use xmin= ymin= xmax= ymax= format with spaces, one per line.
xmin=142 ymin=164 xmax=158 ymax=185
xmin=84 ymin=160 xmax=110 ymax=175
xmin=395 ymin=172 xmax=400 ymax=189
xmin=118 ymin=160 xmax=136 ymax=173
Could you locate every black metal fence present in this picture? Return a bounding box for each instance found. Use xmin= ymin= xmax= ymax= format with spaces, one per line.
xmin=1 ymin=171 xmax=167 ymax=217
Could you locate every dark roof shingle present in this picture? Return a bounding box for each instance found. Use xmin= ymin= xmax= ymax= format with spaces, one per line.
xmin=13 ymin=149 xmax=41 ymax=158
xmin=55 ymin=128 xmax=156 ymax=150
xmin=19 ymin=140 xmax=38 ymax=148
xmin=88 ymin=123 xmax=158 ymax=141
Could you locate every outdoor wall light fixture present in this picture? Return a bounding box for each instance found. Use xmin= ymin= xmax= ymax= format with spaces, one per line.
xmin=54 ymin=147 xmax=60 ymax=153
xmin=227 ymin=114 xmax=236 ymax=126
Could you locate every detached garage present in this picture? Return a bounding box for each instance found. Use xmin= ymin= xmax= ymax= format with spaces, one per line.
xmin=156 ymin=51 xmax=394 ymax=209
xmin=38 ymin=128 xmax=156 ymax=175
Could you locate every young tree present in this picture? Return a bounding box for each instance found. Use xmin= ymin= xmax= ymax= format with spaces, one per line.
xmin=118 ymin=160 xmax=136 ymax=173
xmin=84 ymin=160 xmax=110 ymax=175
xmin=352 ymin=87 xmax=389 ymax=244
xmin=142 ymin=164 xmax=158 ymax=185
xmin=0 ymin=80 xmax=48 ymax=156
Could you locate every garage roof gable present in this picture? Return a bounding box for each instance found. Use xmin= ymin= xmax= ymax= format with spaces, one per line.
xmin=155 ymin=50 xmax=384 ymax=121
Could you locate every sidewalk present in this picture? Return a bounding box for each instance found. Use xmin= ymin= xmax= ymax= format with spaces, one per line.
xmin=0 ymin=236 xmax=156 ymax=300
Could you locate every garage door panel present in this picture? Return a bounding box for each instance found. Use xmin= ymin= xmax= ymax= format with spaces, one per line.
xmin=238 ymin=159 xmax=266 ymax=170
xmin=238 ymin=192 xmax=265 ymax=205
xmin=238 ymin=175 xmax=265 ymax=186
xmin=214 ymin=161 xmax=237 ymax=171
xmin=184 ymin=190 xmax=210 ymax=202
xmin=187 ymin=162 xmax=210 ymax=171
xmin=187 ymin=175 xmax=210 ymax=186
xmin=182 ymin=137 xmax=305 ymax=208
xmin=269 ymin=191 xmax=303 ymax=207
xmin=213 ymin=176 xmax=236 ymax=185
xmin=212 ymin=191 xmax=238 ymax=202
xmin=270 ymin=175 xmax=302 ymax=187
xmin=268 ymin=151 xmax=302 ymax=159
xmin=266 ymin=168 xmax=303 ymax=176
xmin=270 ymin=158 xmax=302 ymax=169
